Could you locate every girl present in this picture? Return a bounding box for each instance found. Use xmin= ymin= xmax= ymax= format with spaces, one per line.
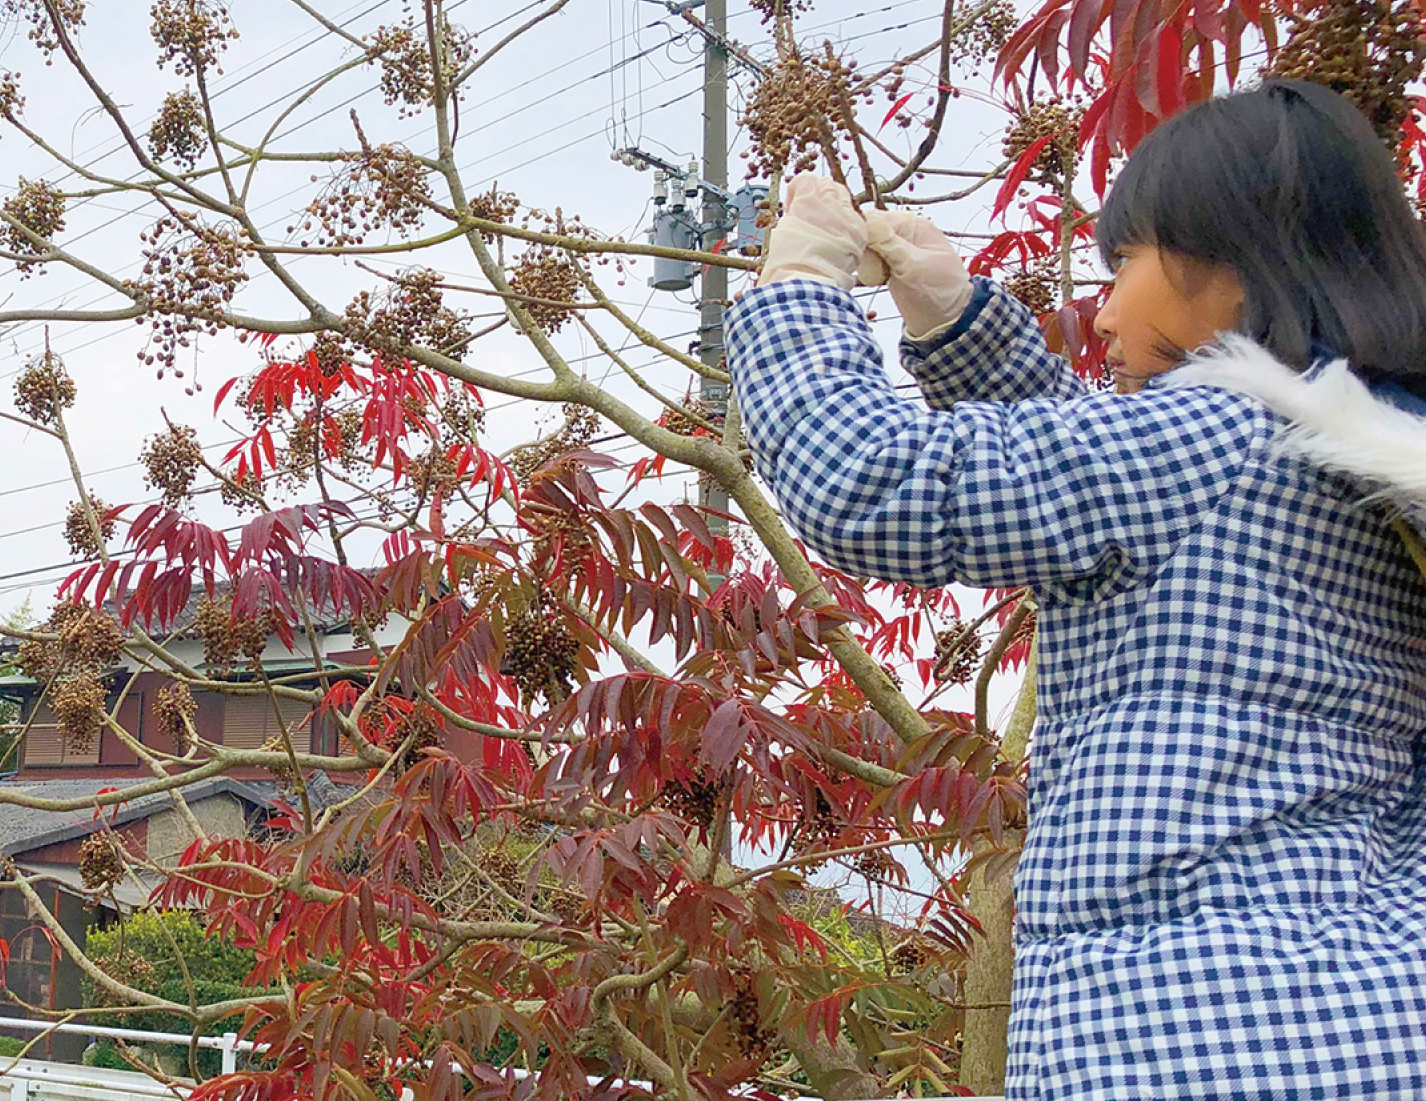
xmin=725 ymin=80 xmax=1426 ymax=1100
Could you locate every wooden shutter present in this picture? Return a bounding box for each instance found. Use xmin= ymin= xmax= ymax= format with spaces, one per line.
xmin=223 ymin=695 xmax=311 ymax=751
xmin=22 ymin=703 xmax=100 ymax=766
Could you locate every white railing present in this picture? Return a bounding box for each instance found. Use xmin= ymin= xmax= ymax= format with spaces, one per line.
xmin=0 ymin=1015 xmax=1003 ymax=1100
xmin=2 ymin=1058 xmax=196 ymax=1100
xmin=0 ymin=1016 xmax=248 ymax=1074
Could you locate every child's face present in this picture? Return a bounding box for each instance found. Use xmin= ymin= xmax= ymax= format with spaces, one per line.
xmin=1094 ymin=245 xmax=1244 ymax=393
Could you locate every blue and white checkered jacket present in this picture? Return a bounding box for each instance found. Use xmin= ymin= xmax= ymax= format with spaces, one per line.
xmin=725 ymin=277 xmax=1426 ymax=1101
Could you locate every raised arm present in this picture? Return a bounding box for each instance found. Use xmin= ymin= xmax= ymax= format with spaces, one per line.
xmin=898 ymin=276 xmax=1089 ymax=409
xmin=726 ymin=280 xmax=1261 ymax=594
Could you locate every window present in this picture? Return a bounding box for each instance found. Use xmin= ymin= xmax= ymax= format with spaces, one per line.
xmin=222 ymin=694 xmax=312 ymax=752
xmin=21 ymin=703 xmax=100 ymax=767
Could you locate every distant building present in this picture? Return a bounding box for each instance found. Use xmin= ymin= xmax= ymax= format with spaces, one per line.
xmin=0 ymin=595 xmax=406 ymax=1060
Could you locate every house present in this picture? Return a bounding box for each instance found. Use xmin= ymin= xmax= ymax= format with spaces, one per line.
xmin=0 ymin=594 xmax=410 ymax=1060
xmin=0 ymin=775 xmax=284 ymax=1060
xmin=0 ymin=606 xmax=393 ymax=781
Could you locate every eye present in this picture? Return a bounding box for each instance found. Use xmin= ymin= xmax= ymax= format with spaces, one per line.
xmin=1105 ymin=249 xmax=1127 ymax=275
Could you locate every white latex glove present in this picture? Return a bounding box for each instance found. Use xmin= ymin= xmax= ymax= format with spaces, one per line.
xmin=757 ymin=174 xmax=867 ymax=291
xmin=862 ymin=210 xmax=973 ymax=340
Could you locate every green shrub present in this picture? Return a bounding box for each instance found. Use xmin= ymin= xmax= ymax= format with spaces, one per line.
xmin=83 ymin=910 xmax=267 ymax=1075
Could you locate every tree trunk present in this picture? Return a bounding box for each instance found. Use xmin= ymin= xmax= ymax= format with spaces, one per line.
xmin=958 ymin=857 xmax=1016 ymax=1094
xmin=960 ymin=637 xmax=1037 ymax=1094
xmin=779 ymin=1024 xmax=883 ymax=1100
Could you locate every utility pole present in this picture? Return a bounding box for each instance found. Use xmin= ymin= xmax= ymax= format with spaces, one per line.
xmin=616 ymin=0 xmax=763 ymax=552
xmin=698 ymin=0 xmax=730 ymax=541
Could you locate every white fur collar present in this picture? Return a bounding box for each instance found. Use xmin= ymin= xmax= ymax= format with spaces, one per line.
xmin=1165 ymin=334 xmax=1426 ymax=507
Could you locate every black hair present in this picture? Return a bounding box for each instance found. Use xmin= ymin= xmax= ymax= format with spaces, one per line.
xmin=1097 ymin=79 xmax=1426 ymax=398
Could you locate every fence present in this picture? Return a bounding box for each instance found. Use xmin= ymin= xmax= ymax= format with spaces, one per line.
xmin=0 ymin=1014 xmax=1004 ymax=1100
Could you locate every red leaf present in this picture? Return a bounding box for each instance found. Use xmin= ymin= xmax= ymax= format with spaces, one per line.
xmin=992 ymin=134 xmax=1055 ymax=221
xmin=702 ymin=698 xmax=744 ymax=773
xmin=212 ymin=374 xmax=240 ymax=415
xmin=1157 ymin=18 xmax=1183 ymax=117
xmin=1068 ymin=0 xmax=1109 ymax=79
xmin=878 ymin=92 xmax=915 ymax=132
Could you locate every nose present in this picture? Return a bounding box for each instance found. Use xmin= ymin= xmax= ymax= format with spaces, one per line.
xmin=1093 ymin=286 xmax=1117 ymax=341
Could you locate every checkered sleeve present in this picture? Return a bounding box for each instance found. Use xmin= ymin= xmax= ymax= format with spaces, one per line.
xmin=899 ymin=276 xmax=1089 ymax=409
xmin=725 ymin=280 xmax=1261 ymax=592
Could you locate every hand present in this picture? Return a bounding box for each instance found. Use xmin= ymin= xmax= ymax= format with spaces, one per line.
xmin=757 ymin=174 xmax=867 ymax=291
xmin=862 ymin=210 xmax=973 ymax=339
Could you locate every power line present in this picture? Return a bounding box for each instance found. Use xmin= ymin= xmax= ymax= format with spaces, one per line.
xmin=0 ymin=15 xmax=692 ymax=370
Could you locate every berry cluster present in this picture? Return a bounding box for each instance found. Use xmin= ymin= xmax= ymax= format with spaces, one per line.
xmin=728 ymin=969 xmax=775 ymax=1058
xmin=149 ymin=0 xmax=238 ymax=78
xmin=438 ymin=389 xmax=485 ymax=446
xmin=148 ymin=88 xmax=208 ymax=169
xmin=483 ymin=847 xmax=521 ymax=896
xmin=153 ymin=681 xmax=197 ymax=750
xmin=527 ymin=508 xmax=595 ymax=577
xmin=879 ymin=62 xmax=919 ymax=132
xmin=0 ymin=71 xmax=22 ymax=119
xmin=890 ymin=938 xmax=932 ymax=974
xmin=950 ymin=0 xmax=1018 ymax=68
xmin=1002 ymin=98 xmax=1083 ymax=180
xmin=78 ymin=833 xmax=124 ymax=892
xmin=219 ymin=468 xmax=264 ymax=515
xmin=4 ymin=0 xmax=85 ymax=58
xmin=1002 ymin=266 xmax=1057 ymax=315
xmin=88 ymin=950 xmax=156 ymax=1007
xmin=258 ymin=731 xmax=296 ymax=785
xmin=506 ymin=403 xmax=600 ymax=486
xmin=130 ymin=213 xmax=253 ymax=377
xmin=364 ymin=18 xmax=474 ymax=118
xmin=391 ymin=703 xmax=444 ymax=772
xmin=193 ymin=593 xmax=270 ymax=672
xmin=506 ymin=207 xmax=595 ymax=336
xmin=308 ymin=332 xmax=350 ymax=378
xmin=468 ymin=186 xmax=520 ymax=224
xmin=658 ymin=397 xmax=713 ymax=437
xmin=406 ymin=447 xmax=461 ymax=498
xmin=1267 ymin=0 xmax=1426 ymax=146
xmin=16 ymin=602 xmax=121 ymax=685
xmin=545 ymin=888 xmax=587 ymax=925
xmin=659 ymin=777 xmax=722 ymax=830
xmin=799 ymin=789 xmax=842 ymax=849
xmin=2 ymin=177 xmax=65 ymax=274
xmin=283 ymin=406 xmax=334 ymax=462
xmin=300 ymin=136 xmax=433 ymax=248
xmin=64 ymin=494 xmax=114 ymax=558
xmin=52 ymin=670 xmax=105 ymax=753
xmin=740 ymin=46 xmax=864 ymax=179
xmin=508 ymin=248 xmax=584 ymax=334
xmin=343 ymin=268 xmax=472 ymax=361
xmin=747 ymin=0 xmax=812 ymax=24
xmin=140 ymin=423 xmax=203 ymax=506
xmin=500 ymin=600 xmax=579 ymax=705
xmin=55 ymin=603 xmax=123 ymax=669
xmin=853 ymin=847 xmax=896 ymax=879
xmin=284 ymin=407 xmax=365 ymax=480
xmin=13 ymin=348 xmax=75 ymax=425
xmin=932 ymin=619 xmax=982 ymax=685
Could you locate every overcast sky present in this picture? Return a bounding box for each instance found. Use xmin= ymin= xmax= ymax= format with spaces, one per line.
xmin=0 ymin=0 xmax=1019 ymax=618
xmin=0 ymin=0 xmax=1034 ymax=914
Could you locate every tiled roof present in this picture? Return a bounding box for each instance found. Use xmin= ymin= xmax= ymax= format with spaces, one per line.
xmin=0 ymin=775 xmax=273 ymax=857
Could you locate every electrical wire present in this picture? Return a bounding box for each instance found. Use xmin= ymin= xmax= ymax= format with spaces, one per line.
xmin=0 ymin=6 xmax=941 ymax=589
xmin=0 ymin=16 xmax=693 ymax=373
